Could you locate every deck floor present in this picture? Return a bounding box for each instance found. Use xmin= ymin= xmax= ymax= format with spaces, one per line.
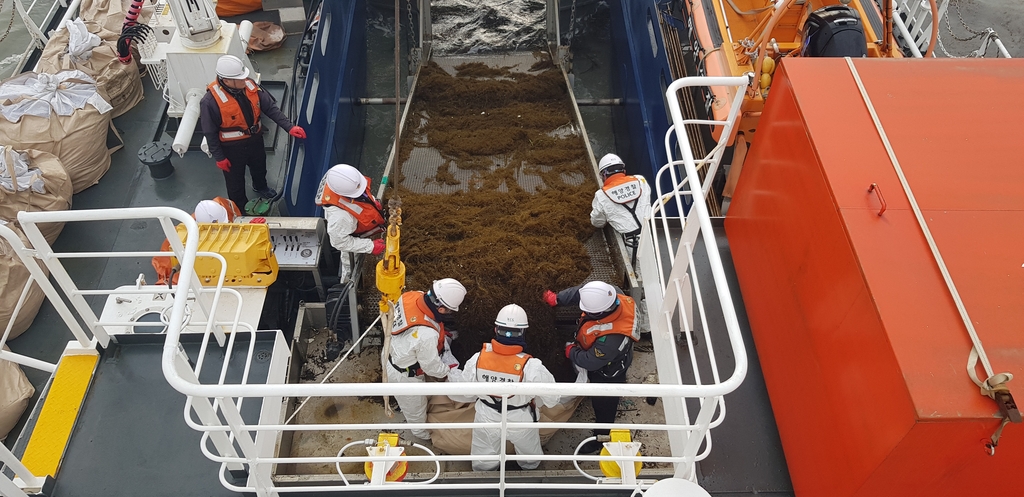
xmin=3 ymin=4 xmax=794 ymax=496
xmin=45 ymin=334 xmax=274 ymax=497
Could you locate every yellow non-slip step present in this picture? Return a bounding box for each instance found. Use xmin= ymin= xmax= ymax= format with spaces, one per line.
xmin=21 ymin=353 xmax=98 ymax=478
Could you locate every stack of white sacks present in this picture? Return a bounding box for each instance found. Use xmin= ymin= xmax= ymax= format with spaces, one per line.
xmin=0 ymin=147 xmax=69 ymax=439
xmin=0 ymin=68 xmax=117 ymax=440
xmin=37 ymin=18 xmax=144 ymax=117
xmin=0 ymin=222 xmax=40 ymax=441
xmin=0 ymin=0 xmax=155 ymax=440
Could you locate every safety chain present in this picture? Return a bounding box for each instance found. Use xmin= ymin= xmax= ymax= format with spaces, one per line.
xmin=937 ymin=0 xmax=1005 ymax=58
xmin=566 ymin=0 xmax=577 ymax=48
xmin=944 ymin=0 xmax=985 ymax=42
xmin=936 ymin=31 xmax=963 ymax=58
xmin=0 ymin=0 xmax=17 ymax=45
xmin=406 ymin=0 xmax=416 ymax=52
xmin=405 ymin=0 xmax=422 ymax=70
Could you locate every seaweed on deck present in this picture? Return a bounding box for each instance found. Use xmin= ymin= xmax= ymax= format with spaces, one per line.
xmin=381 ymin=55 xmax=599 ymax=381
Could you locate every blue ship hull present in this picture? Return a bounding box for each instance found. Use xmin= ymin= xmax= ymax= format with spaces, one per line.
xmin=284 ymin=0 xmax=367 ymax=217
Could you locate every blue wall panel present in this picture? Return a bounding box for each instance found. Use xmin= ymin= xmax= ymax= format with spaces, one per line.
xmin=609 ymin=0 xmax=672 ymax=182
xmin=285 ymin=0 xmax=366 ymax=217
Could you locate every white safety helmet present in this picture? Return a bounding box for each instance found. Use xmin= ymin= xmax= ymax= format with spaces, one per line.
xmin=598 ymin=153 xmax=626 ymax=174
xmin=325 ymin=164 xmax=368 ymax=198
xmin=216 ymin=55 xmax=249 ymax=80
xmin=431 ymin=278 xmax=467 ymax=312
xmin=194 ymin=200 xmax=229 ymax=223
xmin=578 ymin=281 xmax=617 ymax=314
xmin=494 ymin=304 xmax=529 ymax=333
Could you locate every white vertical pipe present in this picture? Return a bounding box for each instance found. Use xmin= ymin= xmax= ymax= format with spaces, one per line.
xmin=238 ymin=20 xmax=253 ymax=47
xmin=173 ymin=91 xmax=203 ymax=157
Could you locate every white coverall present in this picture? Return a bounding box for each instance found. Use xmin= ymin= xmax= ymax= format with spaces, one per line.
xmin=449 ymin=354 xmax=560 ymax=471
xmin=386 ymin=325 xmax=452 ymax=440
xmin=590 ymin=174 xmax=653 ymax=235
xmin=324 ymin=205 xmax=374 ymax=280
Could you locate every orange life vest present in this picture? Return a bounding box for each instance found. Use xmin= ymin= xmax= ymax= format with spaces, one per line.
xmin=476 ymin=341 xmax=531 ymax=383
xmin=477 ymin=341 xmax=534 ymax=409
xmin=601 ymin=173 xmax=644 ymax=205
xmin=207 ymin=79 xmax=262 ymax=142
xmin=575 ymin=294 xmax=640 ymax=350
xmin=390 ymin=291 xmax=446 ymax=353
xmin=315 ymin=175 xmax=386 ymax=237
xmin=151 ymin=197 xmax=242 ymax=285
xmin=211 ymin=196 xmax=243 ymax=221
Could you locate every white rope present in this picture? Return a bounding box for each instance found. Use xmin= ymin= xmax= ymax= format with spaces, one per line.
xmin=381 ymin=306 xmax=395 ymax=418
xmin=285 ymin=313 xmax=383 ymax=424
xmin=844 ymin=57 xmax=1010 ymax=395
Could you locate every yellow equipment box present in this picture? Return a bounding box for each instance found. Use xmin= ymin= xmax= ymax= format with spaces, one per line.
xmin=172 ymin=223 xmax=278 ymax=287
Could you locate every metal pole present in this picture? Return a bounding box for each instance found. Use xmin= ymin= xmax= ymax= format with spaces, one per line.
xmin=882 ymin=0 xmax=893 ymax=56
xmin=394 ymin=0 xmax=401 ymax=175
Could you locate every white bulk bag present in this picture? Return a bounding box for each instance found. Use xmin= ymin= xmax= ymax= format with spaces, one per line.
xmin=0 ymin=346 xmax=34 ymax=441
xmin=0 ymin=147 xmax=73 ymax=244
xmin=0 ymin=221 xmax=47 ymax=340
xmin=38 ymin=18 xmax=144 ymax=117
xmin=0 ymin=71 xmax=113 ymax=193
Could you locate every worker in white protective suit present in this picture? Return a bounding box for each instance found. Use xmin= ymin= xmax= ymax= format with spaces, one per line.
xmin=386 ymin=278 xmax=466 ymax=440
xmin=315 ymin=164 xmax=387 ymax=280
xmin=448 ymin=304 xmax=560 ymax=471
xmin=590 ymin=153 xmax=652 ymax=267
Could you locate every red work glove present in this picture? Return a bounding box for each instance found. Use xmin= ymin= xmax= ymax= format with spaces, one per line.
xmin=216 ymin=159 xmax=231 ymax=172
xmin=249 ymin=217 xmax=266 ymax=223
xmin=565 ymin=342 xmax=575 ymax=359
xmin=543 ymin=289 xmax=558 ymax=307
xmin=288 ymin=126 xmax=306 ymax=139
xmin=371 ymin=239 xmax=386 ymax=255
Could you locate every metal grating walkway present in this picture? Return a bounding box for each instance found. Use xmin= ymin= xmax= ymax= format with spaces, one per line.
xmin=396 ymin=52 xmax=622 ymax=285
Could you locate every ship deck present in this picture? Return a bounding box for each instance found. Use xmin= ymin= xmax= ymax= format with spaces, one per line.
xmin=3 ymin=6 xmax=793 ymax=497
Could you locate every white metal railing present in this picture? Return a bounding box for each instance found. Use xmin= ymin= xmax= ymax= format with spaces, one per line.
xmin=895 ymin=0 xmax=1011 ymax=58
xmin=0 ymin=97 xmax=751 ymax=497
xmin=640 ymin=74 xmax=752 ymax=482
xmin=142 ymin=85 xmax=751 ymax=497
xmin=0 ymin=0 xmax=81 ymax=77
xmin=893 ymin=0 xmax=941 ymax=57
xmin=0 ymin=207 xmax=243 ymax=496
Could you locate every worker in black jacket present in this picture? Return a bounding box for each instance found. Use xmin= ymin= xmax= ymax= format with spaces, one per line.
xmin=200 ymin=55 xmax=305 ymax=213
xmin=543 ymin=281 xmax=640 ymax=453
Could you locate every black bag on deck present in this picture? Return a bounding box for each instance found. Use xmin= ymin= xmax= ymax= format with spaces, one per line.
xmin=802 ymin=6 xmax=868 ymax=57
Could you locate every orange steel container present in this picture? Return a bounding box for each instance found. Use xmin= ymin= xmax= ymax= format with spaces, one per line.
xmin=725 ymin=58 xmax=1024 ymax=496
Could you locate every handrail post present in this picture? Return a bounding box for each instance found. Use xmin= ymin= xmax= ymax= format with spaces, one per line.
xmin=174 ymin=348 xmax=246 ymax=473
xmin=679 ymin=395 xmax=719 ymax=479
xmin=0 ymin=222 xmax=94 ymax=348
xmin=0 ymin=442 xmax=40 ymax=497
xmin=217 ymin=395 xmax=277 ymax=496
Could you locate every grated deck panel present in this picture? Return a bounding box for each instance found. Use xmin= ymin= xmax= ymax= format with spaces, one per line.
xmin=397 ymin=53 xmax=621 ymax=285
